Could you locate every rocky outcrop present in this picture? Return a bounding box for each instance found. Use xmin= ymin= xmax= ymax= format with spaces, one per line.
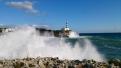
xmin=0 ymin=57 xmax=120 ymax=68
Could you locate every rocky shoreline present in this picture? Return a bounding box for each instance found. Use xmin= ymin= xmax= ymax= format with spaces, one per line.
xmin=0 ymin=57 xmax=120 ymax=68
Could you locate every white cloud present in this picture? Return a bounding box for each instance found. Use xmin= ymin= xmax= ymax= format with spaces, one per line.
xmin=6 ymin=1 xmax=38 ymax=14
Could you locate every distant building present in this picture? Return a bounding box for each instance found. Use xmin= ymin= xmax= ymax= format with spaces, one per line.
xmin=0 ymin=21 xmax=72 ymax=37
xmin=0 ymin=25 xmax=15 ymax=33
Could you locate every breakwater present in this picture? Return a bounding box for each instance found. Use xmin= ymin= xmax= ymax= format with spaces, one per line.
xmin=0 ymin=57 xmax=121 ymax=68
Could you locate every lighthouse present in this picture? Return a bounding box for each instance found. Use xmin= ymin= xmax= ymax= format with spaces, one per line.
xmin=61 ymin=20 xmax=71 ymax=37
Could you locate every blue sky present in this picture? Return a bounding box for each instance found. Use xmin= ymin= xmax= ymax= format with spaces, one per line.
xmin=0 ymin=0 xmax=121 ymax=33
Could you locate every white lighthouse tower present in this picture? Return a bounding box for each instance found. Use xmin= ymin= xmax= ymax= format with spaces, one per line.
xmin=61 ymin=20 xmax=71 ymax=37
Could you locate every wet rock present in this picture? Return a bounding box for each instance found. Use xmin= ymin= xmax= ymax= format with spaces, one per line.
xmin=0 ymin=57 xmax=120 ymax=68
xmin=0 ymin=64 xmax=3 ymax=68
xmin=28 ymin=63 xmax=35 ymax=67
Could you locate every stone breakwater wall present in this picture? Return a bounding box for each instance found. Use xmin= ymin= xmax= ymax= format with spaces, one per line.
xmin=0 ymin=57 xmax=120 ymax=68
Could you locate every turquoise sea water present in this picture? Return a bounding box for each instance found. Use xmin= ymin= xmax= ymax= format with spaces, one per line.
xmin=67 ymin=33 xmax=121 ymax=60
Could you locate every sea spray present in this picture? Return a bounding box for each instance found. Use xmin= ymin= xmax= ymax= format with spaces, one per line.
xmin=0 ymin=26 xmax=105 ymax=61
xmin=79 ymin=39 xmax=105 ymax=61
xmin=69 ymin=31 xmax=79 ymax=38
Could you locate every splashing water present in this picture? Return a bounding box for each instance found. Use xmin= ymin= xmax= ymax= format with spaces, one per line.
xmin=0 ymin=26 xmax=105 ymax=61
xmin=69 ymin=31 xmax=88 ymax=38
xmin=69 ymin=31 xmax=79 ymax=38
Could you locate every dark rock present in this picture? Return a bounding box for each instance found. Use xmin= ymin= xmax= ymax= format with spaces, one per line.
xmin=0 ymin=57 xmax=120 ymax=68
xmin=29 ymin=63 xmax=35 ymax=67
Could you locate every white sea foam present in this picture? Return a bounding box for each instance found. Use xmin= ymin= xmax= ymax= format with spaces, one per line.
xmin=0 ymin=26 xmax=105 ymax=61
